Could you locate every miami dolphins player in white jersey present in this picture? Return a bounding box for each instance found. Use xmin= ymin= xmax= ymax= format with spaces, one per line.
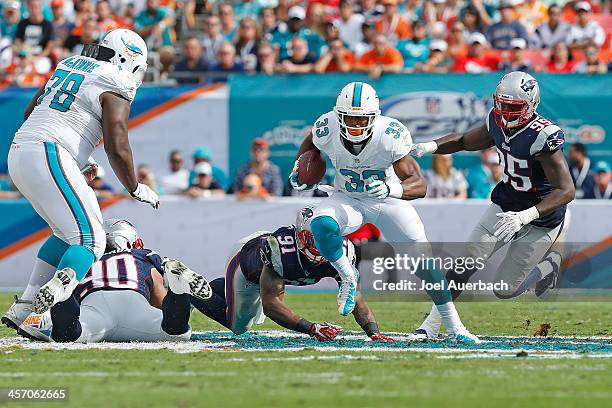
xmin=2 ymin=29 xmax=160 ymax=331
xmin=289 ymin=82 xmax=479 ymax=343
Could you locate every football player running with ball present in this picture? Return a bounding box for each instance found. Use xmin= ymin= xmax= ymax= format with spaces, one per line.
xmin=3 ymin=29 xmax=160 ymax=330
xmin=289 ymin=82 xmax=479 ymax=343
xmin=410 ymin=72 xmax=575 ymax=339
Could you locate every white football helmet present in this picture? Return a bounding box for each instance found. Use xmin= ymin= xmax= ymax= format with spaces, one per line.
xmin=103 ymin=218 xmax=143 ymax=251
xmin=333 ymin=82 xmax=380 ymax=143
xmin=493 ymin=71 xmax=540 ymax=129
xmin=100 ymin=28 xmax=148 ymax=84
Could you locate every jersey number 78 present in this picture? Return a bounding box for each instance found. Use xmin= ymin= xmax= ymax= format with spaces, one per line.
xmin=36 ymin=69 xmax=84 ymax=112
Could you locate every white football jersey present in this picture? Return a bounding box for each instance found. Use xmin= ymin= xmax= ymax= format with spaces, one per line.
xmin=14 ymin=55 xmax=138 ymax=168
xmin=312 ymin=111 xmax=413 ymax=199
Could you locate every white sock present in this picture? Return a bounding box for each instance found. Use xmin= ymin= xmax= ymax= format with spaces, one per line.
xmin=21 ymin=259 xmax=56 ymax=301
xmin=418 ymin=304 xmax=442 ymax=336
xmin=331 ymin=256 xmax=357 ymax=282
xmin=436 ymin=302 xmax=466 ymax=334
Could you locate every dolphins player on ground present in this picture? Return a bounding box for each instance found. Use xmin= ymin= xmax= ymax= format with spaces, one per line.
xmin=191 ymin=207 xmax=393 ymax=341
xmin=289 ymin=82 xmax=479 ymax=343
xmin=410 ymin=71 xmax=574 ymax=339
xmin=2 ymin=29 xmax=160 ymax=331
xmin=18 ymin=219 xmax=212 ymax=342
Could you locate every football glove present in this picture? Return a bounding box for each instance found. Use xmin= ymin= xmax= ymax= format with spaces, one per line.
xmin=81 ymin=157 xmax=98 ymax=182
xmin=309 ymin=322 xmax=341 ymax=341
xmin=493 ymin=207 xmax=540 ymax=243
xmin=409 ymin=141 xmax=438 ymax=158
xmin=369 ymin=332 xmax=395 ymax=342
xmin=365 ymin=178 xmax=403 ymax=199
xmin=289 ymin=160 xmax=318 ymax=192
xmin=130 ymin=183 xmax=160 ymax=209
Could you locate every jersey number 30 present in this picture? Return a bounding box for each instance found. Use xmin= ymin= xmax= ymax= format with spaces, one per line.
xmin=36 ymin=69 xmax=84 ymax=112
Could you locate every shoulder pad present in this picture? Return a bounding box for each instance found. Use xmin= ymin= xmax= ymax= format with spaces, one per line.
xmin=530 ymin=123 xmax=565 ymax=156
xmin=97 ymin=65 xmax=138 ymax=102
xmin=264 ymin=236 xmax=284 ymax=277
xmin=312 ymin=111 xmax=335 ymax=147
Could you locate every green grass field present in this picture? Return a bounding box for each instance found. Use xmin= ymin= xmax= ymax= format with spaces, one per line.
xmin=1 ymin=293 xmax=611 ymax=408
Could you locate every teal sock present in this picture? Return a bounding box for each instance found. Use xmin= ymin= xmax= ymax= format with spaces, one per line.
xmin=415 ymin=261 xmax=452 ymax=305
xmin=57 ymin=245 xmax=95 ymax=281
xmin=37 ymin=235 xmax=70 ymax=268
xmin=310 ymin=216 xmax=344 ymax=262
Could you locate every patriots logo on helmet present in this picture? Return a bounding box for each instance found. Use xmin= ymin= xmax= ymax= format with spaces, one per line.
xmin=121 ymin=37 xmax=144 ymax=57
xmin=520 ymin=79 xmax=537 ymax=95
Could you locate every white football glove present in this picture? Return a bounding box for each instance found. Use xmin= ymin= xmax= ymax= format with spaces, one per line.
xmin=288 ymin=159 xmax=317 ymax=191
xmin=81 ymin=157 xmax=98 ymax=182
xmin=130 ymin=183 xmax=160 ymax=209
xmin=410 ymin=141 xmax=438 ymax=158
xmin=365 ymin=178 xmax=403 ymax=199
xmin=493 ymin=207 xmax=540 ymax=243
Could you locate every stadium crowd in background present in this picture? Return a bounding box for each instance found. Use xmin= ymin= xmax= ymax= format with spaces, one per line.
xmin=0 ymin=0 xmax=611 ymax=85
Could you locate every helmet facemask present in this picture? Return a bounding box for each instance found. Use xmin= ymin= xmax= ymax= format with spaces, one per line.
xmin=334 ymin=108 xmax=378 ymax=143
xmin=493 ymin=94 xmax=532 ymax=129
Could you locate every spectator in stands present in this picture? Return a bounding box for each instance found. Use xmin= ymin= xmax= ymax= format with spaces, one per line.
xmin=546 ymin=41 xmax=575 ymax=73
xmin=461 ymin=4 xmax=488 ymax=35
xmin=447 ymin=21 xmax=468 ymax=61
xmin=73 ymin=0 xmax=94 ymax=31
xmin=160 ymin=150 xmax=190 ymax=195
xmin=63 ymin=16 xmax=97 ymax=55
xmin=486 ymin=0 xmax=528 ymax=50
xmin=260 ymin=7 xmax=277 ymax=35
xmin=307 ymin=2 xmax=328 ymax=39
xmin=219 ymin=2 xmax=237 ymax=42
xmin=515 ymin=0 xmax=547 ymax=35
xmin=567 ymin=2 xmax=606 ymax=50
xmin=236 ymin=173 xmax=269 ymax=200
xmin=415 ymin=39 xmax=452 ymax=73
xmin=284 ymin=6 xmax=326 ymax=59
xmin=201 ymin=14 xmax=224 ymax=65
xmin=532 ymin=4 xmax=571 ymax=49
xmin=277 ymin=36 xmax=316 ymax=73
xmin=453 ymin=32 xmax=499 ymax=73
xmin=134 ymin=0 xmax=174 ymax=49
xmin=137 ymin=164 xmax=159 ymax=193
xmin=353 ymin=21 xmax=376 ymax=57
xmin=568 ymin=142 xmax=595 ymax=199
xmin=425 ymin=154 xmax=468 ymax=199
xmin=314 ymin=37 xmax=355 ymax=72
xmin=322 ymin=20 xmax=341 ymax=43
xmin=403 ymin=0 xmax=423 ymax=24
xmin=355 ymin=33 xmax=404 ymax=79
xmin=583 ymin=161 xmax=612 ymax=199
xmin=185 ymin=162 xmax=225 ymax=198
xmin=466 ymin=148 xmax=498 ymax=198
xmin=397 ymin=20 xmax=430 ymax=70
xmin=88 ymin=165 xmax=114 ymax=199
xmin=50 ymin=0 xmax=73 ymax=45
xmin=234 ymin=17 xmax=260 ymax=72
xmin=210 ymin=41 xmax=245 ymax=80
xmin=233 ymin=138 xmax=283 ymax=197
xmin=256 ymin=42 xmax=277 ymax=74
xmin=376 ymin=0 xmax=411 ymax=42
xmin=191 ymin=146 xmax=228 ymax=190
xmin=234 ymin=0 xmax=263 ymax=20
xmin=336 ymin=0 xmax=364 ymax=52
xmin=499 ymin=38 xmax=532 ymax=72
xmin=95 ymin=0 xmax=120 ymax=34
xmin=15 ymin=0 xmax=55 ymax=60
xmin=173 ymin=36 xmax=208 ymax=84
xmin=574 ymin=44 xmax=608 ymax=73
xmin=357 ymin=0 xmax=383 ymax=21
xmin=1 ymin=0 xmax=21 ymax=40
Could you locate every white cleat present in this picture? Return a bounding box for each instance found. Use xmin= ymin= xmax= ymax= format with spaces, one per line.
xmin=448 ymin=329 xmax=481 ymax=345
xmin=2 ymin=296 xmax=33 ymax=331
xmin=17 ymin=311 xmax=53 ymax=342
xmin=163 ymin=259 xmax=212 ymax=300
xmin=408 ymin=328 xmax=440 ymax=341
xmin=337 ymin=278 xmax=357 ymax=316
xmin=32 ymin=268 xmax=79 ymax=314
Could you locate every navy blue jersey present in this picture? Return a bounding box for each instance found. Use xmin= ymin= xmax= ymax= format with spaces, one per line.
xmin=487 ymin=109 xmax=567 ymax=228
xmin=239 ymin=226 xmax=355 ymax=286
xmin=75 ymin=248 xmax=164 ymax=302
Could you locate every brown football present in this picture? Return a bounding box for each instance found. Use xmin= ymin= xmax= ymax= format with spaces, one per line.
xmin=297 ymin=149 xmax=326 ymax=185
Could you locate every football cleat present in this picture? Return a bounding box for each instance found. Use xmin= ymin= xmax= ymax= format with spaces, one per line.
xmin=33 ymin=268 xmax=79 ymax=314
xmin=337 ymin=278 xmax=357 ymax=316
xmin=163 ymin=259 xmax=212 ymax=300
xmin=407 ymin=328 xmax=438 ymax=341
xmin=17 ymin=311 xmax=53 ymax=342
xmin=2 ymin=296 xmax=33 ymax=331
xmin=535 ymin=252 xmax=562 ymax=300
xmin=448 ymin=329 xmax=481 ymax=345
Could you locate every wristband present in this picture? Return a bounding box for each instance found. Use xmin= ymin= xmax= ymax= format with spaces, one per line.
xmin=388 ymin=182 xmax=403 ymax=199
xmin=295 ymin=318 xmax=313 ymax=334
xmin=362 ymin=322 xmax=379 ymax=337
